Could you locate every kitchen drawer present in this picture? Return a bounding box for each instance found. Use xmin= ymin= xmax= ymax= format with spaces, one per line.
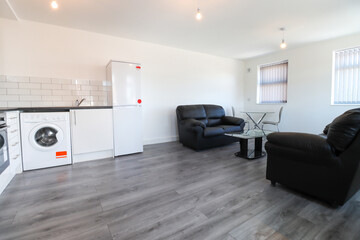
xmin=7 ymin=118 xmax=19 ymax=127
xmin=9 ymin=152 xmax=21 ymax=164
xmin=9 ymin=144 xmax=20 ymax=156
xmin=9 ymin=136 xmax=21 ymax=150
xmin=6 ymin=114 xmax=19 ymax=126
xmin=8 ymin=127 xmax=20 ymax=140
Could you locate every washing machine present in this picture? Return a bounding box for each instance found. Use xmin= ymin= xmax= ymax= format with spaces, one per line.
xmin=20 ymin=112 xmax=72 ymax=171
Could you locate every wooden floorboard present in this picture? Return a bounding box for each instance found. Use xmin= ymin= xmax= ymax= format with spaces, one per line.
xmin=0 ymin=141 xmax=360 ymax=240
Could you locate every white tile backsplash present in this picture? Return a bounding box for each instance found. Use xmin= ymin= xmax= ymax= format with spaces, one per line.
xmin=62 ymin=95 xmax=78 ymax=101
xmin=72 ymin=90 xmax=90 ymax=96
xmin=42 ymin=95 xmax=63 ymax=101
xmin=91 ymin=90 xmax=106 ymax=96
xmin=19 ymin=95 xmax=42 ymax=101
xmin=0 ymin=95 xmax=19 ymax=101
xmin=81 ymin=85 xmax=98 ymax=91
xmin=7 ymin=89 xmax=31 ymax=95
xmin=30 ymin=89 xmax=52 ymax=96
xmin=52 ymin=101 xmax=73 ymax=107
xmin=18 ymin=83 xmax=41 ymax=89
xmin=52 ymin=78 xmax=72 ymax=85
xmin=8 ymin=101 xmax=31 ymax=107
xmin=0 ymin=82 xmax=18 ymax=89
xmin=62 ymin=84 xmax=79 ymax=90
xmin=31 ymin=101 xmax=53 ymax=107
xmin=6 ymin=76 xmax=29 ymax=83
xmin=0 ymin=75 xmax=112 ymax=107
xmin=41 ymin=83 xmax=62 ymax=90
xmin=72 ymin=79 xmax=89 ymax=85
xmin=30 ymin=77 xmax=52 ymax=83
xmin=90 ymin=80 xmax=103 ymax=86
xmin=52 ymin=90 xmax=72 ymax=96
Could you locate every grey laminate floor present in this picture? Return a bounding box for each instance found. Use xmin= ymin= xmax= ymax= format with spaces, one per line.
xmin=1 ymin=141 xmax=360 ymax=240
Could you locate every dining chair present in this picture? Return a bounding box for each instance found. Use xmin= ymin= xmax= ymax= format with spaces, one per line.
xmin=262 ymin=106 xmax=283 ymax=132
xmin=232 ymin=106 xmax=250 ymax=132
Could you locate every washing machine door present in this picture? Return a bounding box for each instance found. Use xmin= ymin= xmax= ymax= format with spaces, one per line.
xmin=29 ymin=123 xmax=64 ymax=151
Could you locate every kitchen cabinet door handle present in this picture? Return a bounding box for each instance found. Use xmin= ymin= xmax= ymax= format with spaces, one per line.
xmin=12 ymin=154 xmax=20 ymax=160
xmin=9 ymin=117 xmax=17 ymax=120
xmin=11 ymin=129 xmax=18 ymax=133
xmin=12 ymin=142 xmax=19 ymax=147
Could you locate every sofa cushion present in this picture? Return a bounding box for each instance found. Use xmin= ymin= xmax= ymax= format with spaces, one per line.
xmin=207 ymin=119 xmax=222 ymax=126
xmin=267 ymin=132 xmax=338 ymax=165
xmin=222 ymin=116 xmax=244 ymax=125
xmin=176 ymin=105 xmax=206 ymax=120
xmin=327 ymin=108 xmax=360 ymax=152
xmin=203 ymin=105 xmax=225 ymax=126
xmin=197 ymin=118 xmax=208 ymax=126
xmin=182 ymin=119 xmax=206 ymax=128
xmin=218 ymin=125 xmax=241 ymax=133
xmin=203 ymin=105 xmax=225 ymax=119
xmin=204 ymin=127 xmax=225 ymax=137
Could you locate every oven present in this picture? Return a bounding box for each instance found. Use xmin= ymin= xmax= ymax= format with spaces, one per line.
xmin=0 ymin=114 xmax=9 ymax=174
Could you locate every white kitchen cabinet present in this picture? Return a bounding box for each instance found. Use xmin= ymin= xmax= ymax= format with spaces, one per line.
xmin=6 ymin=111 xmax=22 ymax=174
xmin=0 ymin=111 xmax=22 ymax=195
xmin=70 ymin=109 xmax=114 ymax=162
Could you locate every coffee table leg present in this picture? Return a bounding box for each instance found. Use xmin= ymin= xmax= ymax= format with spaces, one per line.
xmin=255 ymin=137 xmax=262 ymax=152
xmin=254 ymin=137 xmax=266 ymax=158
xmin=235 ymin=138 xmax=248 ymax=157
xmin=235 ymin=137 xmax=266 ymax=160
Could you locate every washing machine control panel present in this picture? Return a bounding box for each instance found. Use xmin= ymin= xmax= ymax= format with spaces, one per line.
xmin=22 ymin=114 xmax=67 ymax=123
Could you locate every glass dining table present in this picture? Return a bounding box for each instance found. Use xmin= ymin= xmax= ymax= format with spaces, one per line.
xmin=240 ymin=110 xmax=274 ymax=134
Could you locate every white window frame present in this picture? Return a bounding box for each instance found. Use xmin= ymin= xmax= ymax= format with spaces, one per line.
xmin=256 ymin=60 xmax=288 ymax=104
xmin=331 ymin=46 xmax=360 ymax=105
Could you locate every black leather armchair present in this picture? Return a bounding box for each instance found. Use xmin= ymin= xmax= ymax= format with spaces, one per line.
xmin=176 ymin=105 xmax=245 ymax=150
xmin=265 ymin=108 xmax=360 ymax=206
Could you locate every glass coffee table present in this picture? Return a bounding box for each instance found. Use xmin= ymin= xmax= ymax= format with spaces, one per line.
xmin=225 ymin=130 xmax=272 ymax=160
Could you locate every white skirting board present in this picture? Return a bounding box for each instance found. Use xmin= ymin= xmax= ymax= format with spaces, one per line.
xmin=143 ymin=136 xmax=178 ymax=145
xmin=72 ymin=150 xmax=114 ymax=163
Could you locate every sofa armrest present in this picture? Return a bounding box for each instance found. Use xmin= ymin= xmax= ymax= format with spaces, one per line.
xmin=267 ymin=132 xmax=336 ymax=157
xmin=181 ymin=119 xmax=206 ymax=128
xmin=222 ymin=116 xmax=244 ymax=125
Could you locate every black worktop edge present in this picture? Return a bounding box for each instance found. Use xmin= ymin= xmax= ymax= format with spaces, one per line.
xmin=0 ymin=106 xmax=113 ymax=112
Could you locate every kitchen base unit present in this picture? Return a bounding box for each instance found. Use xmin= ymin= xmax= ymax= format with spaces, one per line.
xmin=70 ymin=108 xmax=114 ymax=163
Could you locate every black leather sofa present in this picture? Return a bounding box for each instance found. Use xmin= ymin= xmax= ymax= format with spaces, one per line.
xmin=176 ymin=104 xmax=245 ymax=150
xmin=265 ymin=108 xmax=360 ymax=206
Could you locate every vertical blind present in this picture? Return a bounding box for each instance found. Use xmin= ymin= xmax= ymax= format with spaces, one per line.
xmin=333 ymin=47 xmax=360 ymax=104
xmin=258 ymin=60 xmax=288 ymax=104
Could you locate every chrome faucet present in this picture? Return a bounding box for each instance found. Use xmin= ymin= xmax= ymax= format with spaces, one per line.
xmin=75 ymin=98 xmax=86 ymax=106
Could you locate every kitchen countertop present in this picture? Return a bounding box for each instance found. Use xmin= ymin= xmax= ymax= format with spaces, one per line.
xmin=0 ymin=106 xmax=113 ymax=112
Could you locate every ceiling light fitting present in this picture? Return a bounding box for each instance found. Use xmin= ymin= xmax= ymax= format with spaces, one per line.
xmin=51 ymin=0 xmax=58 ymax=9
xmin=280 ymin=27 xmax=287 ymax=49
xmin=196 ymin=8 xmax=202 ymax=20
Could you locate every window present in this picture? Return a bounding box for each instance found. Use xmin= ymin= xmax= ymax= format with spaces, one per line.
xmin=257 ymin=60 xmax=288 ymax=104
xmin=332 ymin=46 xmax=360 ymax=105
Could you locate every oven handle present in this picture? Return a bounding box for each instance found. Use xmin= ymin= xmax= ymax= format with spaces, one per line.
xmin=0 ymin=125 xmax=9 ymax=130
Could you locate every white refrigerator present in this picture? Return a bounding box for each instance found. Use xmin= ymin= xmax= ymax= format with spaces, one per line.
xmin=107 ymin=60 xmax=143 ymax=156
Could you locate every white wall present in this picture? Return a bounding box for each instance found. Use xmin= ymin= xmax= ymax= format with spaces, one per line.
xmin=244 ymin=33 xmax=360 ymax=134
xmin=0 ymin=18 xmax=245 ymax=144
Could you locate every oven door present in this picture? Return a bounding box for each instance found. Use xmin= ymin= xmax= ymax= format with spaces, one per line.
xmin=0 ymin=129 xmax=9 ymax=174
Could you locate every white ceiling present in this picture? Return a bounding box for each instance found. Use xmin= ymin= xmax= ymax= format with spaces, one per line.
xmin=1 ymin=0 xmax=360 ymax=59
